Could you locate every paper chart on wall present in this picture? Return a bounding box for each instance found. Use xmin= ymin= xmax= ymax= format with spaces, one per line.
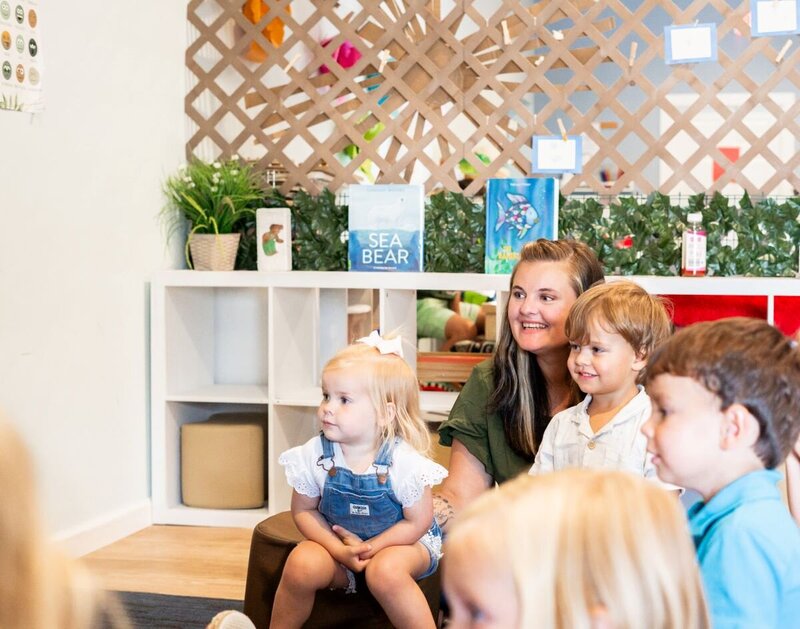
xmin=0 ymin=0 xmax=42 ymax=113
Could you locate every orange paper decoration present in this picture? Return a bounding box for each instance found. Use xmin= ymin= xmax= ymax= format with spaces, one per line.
xmin=242 ymin=1 xmax=290 ymax=63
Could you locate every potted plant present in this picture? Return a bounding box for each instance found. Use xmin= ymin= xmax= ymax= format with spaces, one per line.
xmin=162 ymin=157 xmax=266 ymax=270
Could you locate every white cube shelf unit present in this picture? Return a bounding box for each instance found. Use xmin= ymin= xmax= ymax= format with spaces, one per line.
xmin=150 ymin=271 xmax=504 ymax=527
xmin=151 ymin=271 xmax=800 ymax=527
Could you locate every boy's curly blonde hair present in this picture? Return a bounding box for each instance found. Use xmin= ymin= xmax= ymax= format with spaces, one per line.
xmin=566 ymin=280 xmax=673 ymax=382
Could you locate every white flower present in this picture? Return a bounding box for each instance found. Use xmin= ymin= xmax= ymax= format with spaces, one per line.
xmin=183 ymin=176 xmax=192 ymax=182
xmin=213 ymin=161 xmax=221 ymax=169
xmin=231 ymin=155 xmax=240 ymax=161
xmin=721 ymin=230 xmax=739 ymax=249
xmin=339 ymin=230 xmax=349 ymax=244
xmin=231 ymin=169 xmax=239 ymax=175
xmin=211 ymin=185 xmax=218 ymax=192
xmin=189 ymin=182 xmax=196 ymax=188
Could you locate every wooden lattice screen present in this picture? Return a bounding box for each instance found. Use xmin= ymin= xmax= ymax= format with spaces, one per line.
xmin=186 ymin=0 xmax=800 ymax=196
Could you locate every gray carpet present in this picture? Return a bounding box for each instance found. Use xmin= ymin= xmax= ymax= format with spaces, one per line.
xmin=114 ymin=591 xmax=245 ymax=628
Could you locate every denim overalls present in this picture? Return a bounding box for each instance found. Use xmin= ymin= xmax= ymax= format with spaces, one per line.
xmin=316 ymin=434 xmax=441 ymax=580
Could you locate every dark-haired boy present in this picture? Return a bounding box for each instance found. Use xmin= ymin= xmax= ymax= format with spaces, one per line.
xmin=642 ymin=317 xmax=800 ymax=629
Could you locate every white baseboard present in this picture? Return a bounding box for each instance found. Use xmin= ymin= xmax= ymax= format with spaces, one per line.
xmin=54 ymin=499 xmax=152 ymax=557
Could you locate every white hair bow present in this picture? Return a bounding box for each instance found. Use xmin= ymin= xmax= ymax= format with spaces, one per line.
xmin=357 ymin=330 xmax=404 ymax=358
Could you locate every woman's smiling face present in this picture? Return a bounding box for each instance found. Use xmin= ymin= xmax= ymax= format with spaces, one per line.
xmin=506 ymin=260 xmax=579 ymax=356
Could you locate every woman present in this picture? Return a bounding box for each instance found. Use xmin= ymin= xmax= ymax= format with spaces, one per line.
xmin=435 ymin=239 xmax=604 ymax=527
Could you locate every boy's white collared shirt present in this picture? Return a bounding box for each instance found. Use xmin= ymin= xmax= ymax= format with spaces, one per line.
xmin=530 ymin=386 xmax=675 ymax=489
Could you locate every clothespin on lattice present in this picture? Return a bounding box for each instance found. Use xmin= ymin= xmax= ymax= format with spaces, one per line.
xmin=283 ymin=53 xmax=300 ymax=74
xmin=628 ymin=41 xmax=638 ymax=85
xmin=775 ymin=39 xmax=793 ymax=63
xmin=501 ymin=20 xmax=511 ymax=46
xmin=557 ymin=118 xmax=568 ymax=142
xmin=378 ymin=49 xmax=391 ymax=73
xmin=628 ymin=41 xmax=638 ymax=68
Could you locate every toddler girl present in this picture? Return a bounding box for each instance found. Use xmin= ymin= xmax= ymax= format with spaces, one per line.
xmin=443 ymin=470 xmax=710 ymax=629
xmin=271 ymin=332 xmax=447 ymax=629
xmin=531 ymin=280 xmax=672 ymax=480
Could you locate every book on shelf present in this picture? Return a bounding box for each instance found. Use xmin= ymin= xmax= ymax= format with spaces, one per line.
xmin=348 ymin=184 xmax=424 ymax=272
xmin=485 ymin=177 xmax=559 ymax=274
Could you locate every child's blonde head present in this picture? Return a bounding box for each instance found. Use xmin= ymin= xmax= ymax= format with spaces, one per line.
xmin=323 ymin=338 xmax=430 ymax=453
xmin=445 ymin=470 xmax=709 ymax=629
xmin=566 ymin=280 xmax=672 ymax=379
xmin=0 ymin=419 xmax=128 ymax=629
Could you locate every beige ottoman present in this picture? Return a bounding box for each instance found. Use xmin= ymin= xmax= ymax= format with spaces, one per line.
xmin=181 ymin=412 xmax=266 ymax=509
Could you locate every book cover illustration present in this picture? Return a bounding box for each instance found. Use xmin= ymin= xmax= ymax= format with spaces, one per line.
xmin=485 ymin=177 xmax=558 ymax=274
xmin=256 ymin=207 xmax=292 ymax=271
xmin=348 ymin=184 xmax=424 ymax=272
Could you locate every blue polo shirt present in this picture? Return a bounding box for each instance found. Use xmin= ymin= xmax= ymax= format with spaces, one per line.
xmin=688 ymin=469 xmax=800 ymax=629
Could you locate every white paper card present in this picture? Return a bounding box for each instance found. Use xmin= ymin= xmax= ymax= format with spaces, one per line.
xmin=532 ymin=136 xmax=582 ymax=173
xmin=665 ymin=24 xmax=717 ymax=64
xmin=256 ymin=207 xmax=292 ymax=271
xmin=753 ymin=1 xmax=799 ymax=36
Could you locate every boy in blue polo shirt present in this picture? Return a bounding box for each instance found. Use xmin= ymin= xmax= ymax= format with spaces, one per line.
xmin=642 ymin=318 xmax=800 ymax=629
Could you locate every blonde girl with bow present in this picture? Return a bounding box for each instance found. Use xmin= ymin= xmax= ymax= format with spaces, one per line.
xmin=271 ymin=332 xmax=447 ymax=629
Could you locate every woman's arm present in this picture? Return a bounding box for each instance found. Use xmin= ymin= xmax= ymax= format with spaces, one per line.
xmin=433 ymin=439 xmax=493 ymax=531
xmin=786 ymin=436 xmax=800 ymax=527
xmin=291 ymin=490 xmax=372 ymax=572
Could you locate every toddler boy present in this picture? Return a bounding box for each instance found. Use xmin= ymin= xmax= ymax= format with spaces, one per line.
xmin=531 ymin=281 xmax=671 ymax=479
xmin=642 ymin=317 xmax=800 ymax=629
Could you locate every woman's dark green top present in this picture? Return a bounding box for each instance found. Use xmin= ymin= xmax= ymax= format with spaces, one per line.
xmin=438 ymin=359 xmax=533 ymax=484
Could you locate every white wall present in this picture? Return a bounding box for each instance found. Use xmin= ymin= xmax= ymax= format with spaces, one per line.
xmin=0 ymin=1 xmax=185 ymax=553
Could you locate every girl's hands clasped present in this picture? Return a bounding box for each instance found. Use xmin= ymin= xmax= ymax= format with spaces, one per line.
xmin=332 ymin=524 xmax=373 ymax=567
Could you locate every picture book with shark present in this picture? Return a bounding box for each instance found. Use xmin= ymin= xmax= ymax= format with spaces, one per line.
xmin=484 ymin=177 xmax=559 ymax=274
xmin=348 ymin=184 xmax=424 ymax=272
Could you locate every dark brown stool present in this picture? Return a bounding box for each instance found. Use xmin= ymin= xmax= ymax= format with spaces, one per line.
xmin=243 ymin=511 xmax=441 ymax=628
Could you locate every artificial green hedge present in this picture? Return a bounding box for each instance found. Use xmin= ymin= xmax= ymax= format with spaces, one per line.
xmin=560 ymin=191 xmax=800 ymax=277
xmin=252 ymin=188 xmax=800 ymax=277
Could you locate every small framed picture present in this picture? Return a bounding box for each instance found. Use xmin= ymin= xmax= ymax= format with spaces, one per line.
xmin=664 ymin=24 xmax=717 ymax=64
xmin=531 ymin=136 xmax=583 ymax=174
xmin=751 ymin=0 xmax=800 ymax=36
xmin=256 ymin=207 xmax=292 ymax=272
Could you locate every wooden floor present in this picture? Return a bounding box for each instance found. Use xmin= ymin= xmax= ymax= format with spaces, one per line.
xmin=81 ymin=437 xmax=452 ymax=602
xmin=82 ymin=525 xmax=253 ymax=600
